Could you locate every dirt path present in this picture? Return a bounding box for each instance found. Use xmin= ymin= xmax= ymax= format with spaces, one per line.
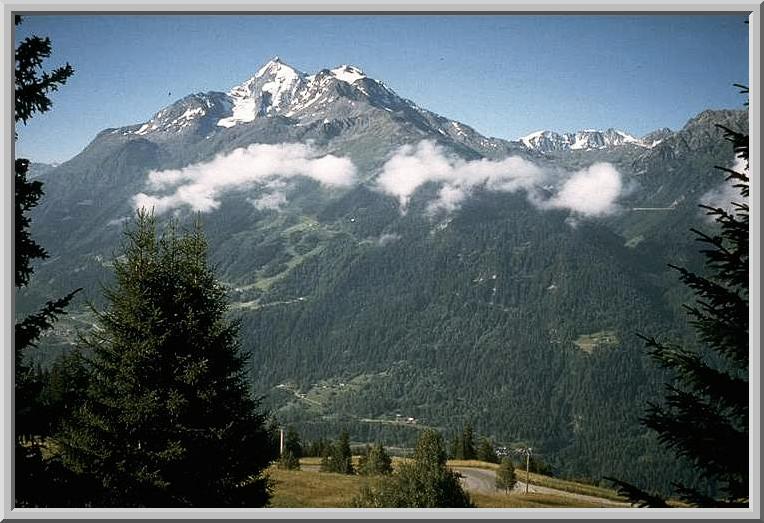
xmin=452 ymin=467 xmax=630 ymax=508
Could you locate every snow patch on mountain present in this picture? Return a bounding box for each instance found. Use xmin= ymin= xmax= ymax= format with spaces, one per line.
xmin=218 ymin=58 xmax=307 ymax=127
xmin=217 ymin=59 xmax=373 ymax=127
xmin=216 ymin=59 xmax=407 ymax=127
xmin=135 ymin=122 xmax=157 ymax=136
xmin=126 ymin=93 xmax=229 ymax=136
xmin=520 ymin=128 xmax=655 ymax=153
xmin=330 ymin=65 xmax=366 ymax=84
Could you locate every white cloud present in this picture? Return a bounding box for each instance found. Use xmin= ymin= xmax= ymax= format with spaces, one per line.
xmin=134 ymin=139 xmax=628 ymax=219
xmin=699 ymin=153 xmax=749 ymax=220
xmin=376 ymin=140 xmax=625 ymax=217
xmin=134 ymin=143 xmax=357 ymax=214
xmin=544 ymin=162 xmax=623 ymax=217
xmin=250 ymin=191 xmax=288 ymax=211
xmin=732 ymin=153 xmax=748 ymax=175
xmin=427 ymin=185 xmax=468 ymax=215
xmin=376 ymin=141 xmax=546 ymax=213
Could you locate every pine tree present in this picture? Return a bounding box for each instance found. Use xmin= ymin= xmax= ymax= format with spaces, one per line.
xmin=607 ymin=92 xmax=749 ymax=508
xmin=38 ymin=350 xmax=90 ymax=437
xmin=495 ymin=457 xmax=517 ymax=493
xmin=318 ymin=432 xmax=354 ymax=474
xmin=330 ymin=429 xmax=354 ymax=474
xmin=278 ymin=426 xmax=302 ymax=470
xmin=358 ymin=442 xmax=393 ymax=476
xmin=305 ymin=437 xmax=329 ymax=458
xmin=357 ymin=444 xmax=371 ymax=472
xmin=319 ymin=444 xmax=333 ymax=472
xmin=353 ymin=429 xmax=473 ymax=508
xmin=284 ymin=426 xmax=303 ymax=460
xmin=14 ymin=16 xmax=79 ymax=508
xmin=462 ymin=423 xmax=476 ymax=460
xmin=449 ymin=434 xmax=463 ymax=460
xmin=55 ymin=211 xmax=276 ymax=507
xmin=476 ymin=437 xmax=499 ymax=464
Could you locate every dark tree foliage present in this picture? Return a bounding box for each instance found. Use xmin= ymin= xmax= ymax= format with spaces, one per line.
xmin=16 ymin=293 xmax=81 ymax=439
xmin=319 ymin=445 xmax=333 ymax=472
xmin=277 ymin=426 xmax=302 ymax=470
xmin=284 ymin=425 xmax=303 ymax=459
xmin=461 ymin=423 xmax=476 ymax=460
xmin=476 ymin=437 xmax=499 ymax=464
xmin=14 ymin=15 xmax=73 ymax=286
xmin=278 ymin=451 xmax=300 ymax=470
xmin=15 ymin=158 xmax=47 ymax=288
xmin=14 ymin=17 xmax=80 ymax=508
xmin=606 ymin=105 xmax=749 ymax=508
xmin=449 ymin=434 xmax=463 ymax=460
xmin=320 ymin=429 xmax=354 ymax=474
xmin=15 ymin=16 xmax=74 ymax=125
xmin=353 ymin=429 xmax=473 ymax=508
xmin=55 ymin=211 xmax=276 ymax=507
xmin=358 ymin=442 xmax=393 ymax=476
xmin=495 ymin=457 xmax=517 ymax=493
xmin=304 ymin=437 xmax=331 ymax=458
xmin=37 ymin=350 xmax=91 ymax=436
xmin=448 ymin=423 xmax=476 ymax=461
xmin=606 ymin=478 xmax=669 ymax=508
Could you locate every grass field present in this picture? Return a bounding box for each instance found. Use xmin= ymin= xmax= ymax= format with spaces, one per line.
xmin=268 ymin=467 xmax=369 ymax=508
xmin=573 ymin=330 xmax=619 ymax=354
xmin=266 ymin=459 xmax=628 ymax=508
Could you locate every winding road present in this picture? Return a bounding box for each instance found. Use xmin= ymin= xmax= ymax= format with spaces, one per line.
xmin=452 ymin=467 xmax=630 ymax=507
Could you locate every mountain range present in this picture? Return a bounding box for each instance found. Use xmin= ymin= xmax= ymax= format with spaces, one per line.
xmin=519 ymin=128 xmax=667 ymax=153
xmin=20 ymin=58 xmax=748 ymax=495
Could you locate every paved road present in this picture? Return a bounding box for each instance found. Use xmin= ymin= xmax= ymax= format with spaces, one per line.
xmin=452 ymin=467 xmax=630 ymax=507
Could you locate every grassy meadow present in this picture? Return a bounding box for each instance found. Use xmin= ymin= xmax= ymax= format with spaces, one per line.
xmin=267 ymin=458 xmax=629 ymax=508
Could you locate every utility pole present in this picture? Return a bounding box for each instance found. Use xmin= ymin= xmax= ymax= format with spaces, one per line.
xmin=515 ymin=446 xmax=533 ymax=494
xmin=525 ymin=447 xmax=532 ymax=494
xmin=280 ymin=428 xmax=285 ymax=456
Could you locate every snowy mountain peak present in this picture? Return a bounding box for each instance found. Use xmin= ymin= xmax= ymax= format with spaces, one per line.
xmin=330 ymin=64 xmax=366 ymax=84
xmin=215 ymin=58 xmax=408 ymax=128
xmin=217 ymin=59 xmax=308 ymax=128
xmin=254 ymin=56 xmax=296 ymax=78
xmin=521 ymin=128 xmax=656 ymax=153
xmin=124 ymin=92 xmax=231 ymax=137
xmin=129 ymin=58 xmax=461 ymax=135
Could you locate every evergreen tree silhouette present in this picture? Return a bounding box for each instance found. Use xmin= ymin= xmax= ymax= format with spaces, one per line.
xmin=14 ymin=15 xmax=80 ymax=507
xmin=607 ymin=86 xmax=749 ymax=507
xmin=56 ymin=211 xmax=277 ymax=506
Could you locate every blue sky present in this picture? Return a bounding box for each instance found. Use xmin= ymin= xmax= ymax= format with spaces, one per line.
xmin=15 ymin=14 xmax=749 ymax=164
